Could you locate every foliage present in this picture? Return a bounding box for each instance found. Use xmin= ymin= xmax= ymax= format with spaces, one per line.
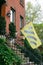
xmin=9 ymin=22 xmax=16 ymax=38
xmin=0 ymin=0 xmax=6 ymax=6
xmin=25 ymin=2 xmax=42 ymax=23
xmin=34 ymin=24 xmax=43 ymax=46
xmin=40 ymin=52 xmax=43 ymax=62
xmin=0 ymin=38 xmax=22 ymax=65
xmin=0 ymin=16 xmax=6 ymax=35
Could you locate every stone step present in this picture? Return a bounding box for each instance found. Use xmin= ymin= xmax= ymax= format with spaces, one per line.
xmin=12 ymin=46 xmax=21 ymax=51
xmin=22 ymin=62 xmax=34 ymax=65
xmin=12 ymin=45 xmax=30 ymax=63
xmin=9 ymin=44 xmax=36 ymax=65
xmin=22 ymin=57 xmax=29 ymax=64
xmin=7 ymin=41 xmax=37 ymax=65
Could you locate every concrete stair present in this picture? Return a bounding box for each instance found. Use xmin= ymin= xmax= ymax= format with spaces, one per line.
xmin=6 ymin=39 xmax=37 ymax=65
xmin=12 ymin=45 xmax=29 ymax=63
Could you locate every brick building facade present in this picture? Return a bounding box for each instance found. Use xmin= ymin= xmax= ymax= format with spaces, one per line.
xmin=1 ymin=0 xmax=25 ymax=36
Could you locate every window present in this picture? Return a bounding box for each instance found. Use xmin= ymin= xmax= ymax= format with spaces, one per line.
xmin=20 ymin=0 xmax=24 ymax=6
xmin=10 ymin=8 xmax=16 ymax=24
xmin=20 ymin=16 xmax=24 ymax=29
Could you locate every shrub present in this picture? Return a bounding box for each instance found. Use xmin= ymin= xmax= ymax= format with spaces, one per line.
xmin=9 ymin=22 xmax=16 ymax=38
xmin=0 ymin=16 xmax=6 ymax=35
xmin=0 ymin=38 xmax=22 ymax=65
xmin=0 ymin=0 xmax=6 ymax=6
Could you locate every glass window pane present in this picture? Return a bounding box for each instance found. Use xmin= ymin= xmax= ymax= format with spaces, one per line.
xmin=10 ymin=10 xmax=12 ymax=22
xmin=10 ymin=8 xmax=15 ymax=24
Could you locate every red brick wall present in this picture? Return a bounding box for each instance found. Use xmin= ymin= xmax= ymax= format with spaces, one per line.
xmin=4 ymin=0 xmax=25 ymax=35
